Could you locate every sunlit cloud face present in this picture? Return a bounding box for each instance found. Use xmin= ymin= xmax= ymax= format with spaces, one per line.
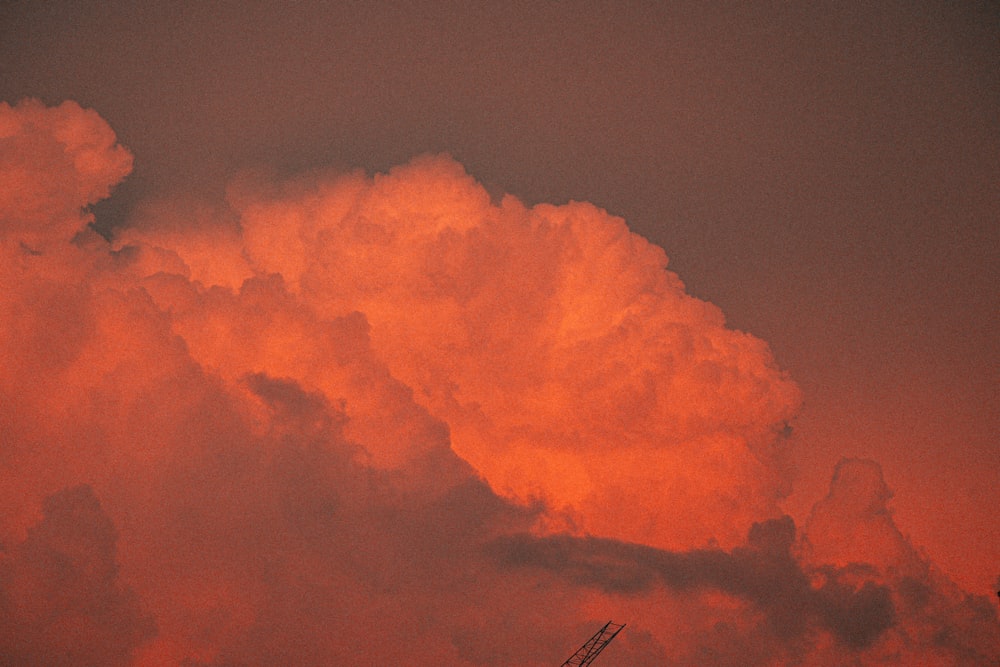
xmin=211 ymin=154 xmax=803 ymax=551
xmin=0 ymin=99 xmax=996 ymax=666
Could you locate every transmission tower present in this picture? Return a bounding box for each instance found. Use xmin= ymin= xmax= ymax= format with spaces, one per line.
xmin=560 ymin=621 xmax=625 ymax=666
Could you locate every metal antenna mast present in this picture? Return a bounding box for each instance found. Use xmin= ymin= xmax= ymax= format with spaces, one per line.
xmin=560 ymin=621 xmax=625 ymax=666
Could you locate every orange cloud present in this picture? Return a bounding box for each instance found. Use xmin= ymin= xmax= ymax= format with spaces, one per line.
xmin=213 ymin=154 xmax=804 ymax=550
xmin=0 ymin=99 xmax=131 ymax=251
xmin=0 ymin=100 xmax=995 ymax=665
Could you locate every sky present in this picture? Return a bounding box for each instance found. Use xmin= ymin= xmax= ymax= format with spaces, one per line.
xmin=0 ymin=1 xmax=997 ymax=665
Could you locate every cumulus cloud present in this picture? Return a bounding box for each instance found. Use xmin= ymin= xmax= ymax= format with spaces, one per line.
xmin=799 ymin=459 xmax=1000 ymax=664
xmin=187 ymin=153 xmax=802 ymax=550
xmin=0 ymin=99 xmax=131 ymax=250
xmin=0 ymin=100 xmax=996 ymax=665
xmin=0 ymin=485 xmax=155 ymax=666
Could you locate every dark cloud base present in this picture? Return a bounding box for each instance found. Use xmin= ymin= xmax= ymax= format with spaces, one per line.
xmin=489 ymin=517 xmax=895 ymax=649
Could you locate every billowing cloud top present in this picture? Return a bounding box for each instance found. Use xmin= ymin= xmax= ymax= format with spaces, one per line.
xmin=0 ymin=99 xmax=132 ymax=250
xmin=0 ymin=99 xmax=996 ymax=665
xmin=125 ymin=152 xmax=803 ymax=551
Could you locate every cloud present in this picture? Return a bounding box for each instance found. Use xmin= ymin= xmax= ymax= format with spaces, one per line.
xmin=488 ymin=516 xmax=896 ymax=649
xmin=213 ymin=153 xmax=803 ymax=550
xmin=0 ymin=485 xmax=155 ymax=666
xmin=800 ymin=459 xmax=1000 ymax=663
xmin=801 ymin=458 xmax=923 ymax=575
xmin=0 ymin=99 xmax=996 ymax=665
xmin=0 ymin=99 xmax=131 ymax=251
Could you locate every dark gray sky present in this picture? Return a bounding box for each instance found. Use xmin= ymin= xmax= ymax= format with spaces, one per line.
xmin=2 ymin=0 xmax=997 ymax=592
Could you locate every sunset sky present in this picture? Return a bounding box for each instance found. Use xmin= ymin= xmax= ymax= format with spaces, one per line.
xmin=1 ymin=2 xmax=997 ymax=665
